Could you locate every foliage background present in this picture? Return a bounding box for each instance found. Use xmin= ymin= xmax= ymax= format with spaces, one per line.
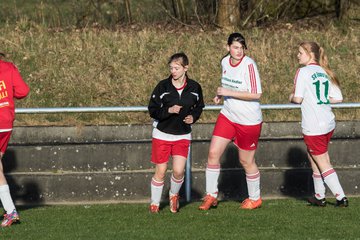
xmin=0 ymin=0 xmax=359 ymax=125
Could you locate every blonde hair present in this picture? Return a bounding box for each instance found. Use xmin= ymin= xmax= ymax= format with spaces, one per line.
xmin=299 ymin=41 xmax=340 ymax=87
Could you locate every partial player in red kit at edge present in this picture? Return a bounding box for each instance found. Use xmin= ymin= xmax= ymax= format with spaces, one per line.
xmin=199 ymin=33 xmax=263 ymax=211
xmin=289 ymin=42 xmax=348 ymax=207
xmin=0 ymin=53 xmax=30 ymax=227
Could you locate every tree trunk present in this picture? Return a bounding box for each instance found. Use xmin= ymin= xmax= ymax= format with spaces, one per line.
xmin=171 ymin=0 xmax=187 ymax=22
xmin=178 ymin=0 xmax=187 ymax=22
xmin=216 ymin=0 xmax=241 ymax=27
xmin=335 ymin=0 xmax=350 ymax=21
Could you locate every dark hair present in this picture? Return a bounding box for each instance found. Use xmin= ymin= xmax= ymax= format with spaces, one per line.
xmin=227 ymin=33 xmax=247 ymax=49
xmin=168 ymin=52 xmax=189 ymax=67
xmin=0 ymin=52 xmax=5 ymax=60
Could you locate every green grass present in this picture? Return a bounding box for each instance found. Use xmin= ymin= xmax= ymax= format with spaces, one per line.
xmin=2 ymin=198 xmax=360 ymax=239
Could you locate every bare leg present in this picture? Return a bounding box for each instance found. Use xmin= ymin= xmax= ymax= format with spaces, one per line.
xmin=172 ymin=155 xmax=187 ymax=180
xmin=170 ymin=155 xmax=187 ymax=195
xmin=238 ymin=149 xmax=257 ymax=174
xmin=207 ymin=136 xmax=232 ymax=165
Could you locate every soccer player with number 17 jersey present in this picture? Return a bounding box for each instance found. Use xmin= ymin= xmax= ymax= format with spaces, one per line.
xmin=290 ymin=42 xmax=348 ymax=207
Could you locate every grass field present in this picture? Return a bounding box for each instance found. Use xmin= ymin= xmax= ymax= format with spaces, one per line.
xmin=1 ymin=198 xmax=359 ymax=239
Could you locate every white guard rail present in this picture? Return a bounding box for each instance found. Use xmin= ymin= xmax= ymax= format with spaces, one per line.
xmin=15 ymin=103 xmax=360 ymax=114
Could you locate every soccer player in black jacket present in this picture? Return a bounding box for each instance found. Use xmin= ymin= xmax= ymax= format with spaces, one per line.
xmin=148 ymin=52 xmax=204 ymax=213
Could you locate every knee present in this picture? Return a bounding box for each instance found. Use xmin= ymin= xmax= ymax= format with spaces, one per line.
xmin=0 ymin=171 xmax=6 ymax=185
xmin=240 ymin=158 xmax=255 ymax=169
xmin=153 ymin=172 xmax=166 ymax=182
xmin=172 ymin=170 xmax=184 ymax=180
xmin=240 ymin=158 xmax=248 ymax=168
xmin=208 ymin=148 xmax=220 ymax=164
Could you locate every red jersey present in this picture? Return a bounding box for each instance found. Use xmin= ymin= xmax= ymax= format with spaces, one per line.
xmin=0 ymin=60 xmax=30 ymax=129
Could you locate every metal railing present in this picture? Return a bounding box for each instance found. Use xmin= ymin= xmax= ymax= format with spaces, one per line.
xmin=15 ymin=103 xmax=360 ymax=202
xmin=15 ymin=103 xmax=360 ymax=114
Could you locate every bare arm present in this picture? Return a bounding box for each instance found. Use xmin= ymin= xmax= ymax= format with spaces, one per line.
xmin=329 ymin=97 xmax=342 ymax=104
xmin=289 ymin=93 xmax=303 ymax=104
xmin=216 ymin=87 xmax=261 ymax=101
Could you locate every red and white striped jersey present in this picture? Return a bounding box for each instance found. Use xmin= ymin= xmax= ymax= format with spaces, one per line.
xmin=220 ymin=55 xmax=262 ymax=125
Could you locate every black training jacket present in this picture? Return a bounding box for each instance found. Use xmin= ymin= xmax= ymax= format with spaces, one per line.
xmin=148 ymin=76 xmax=204 ymax=135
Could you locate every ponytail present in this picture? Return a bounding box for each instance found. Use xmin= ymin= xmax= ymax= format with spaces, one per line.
xmin=300 ymin=42 xmax=340 ymax=87
xmin=319 ymin=47 xmax=340 ymax=87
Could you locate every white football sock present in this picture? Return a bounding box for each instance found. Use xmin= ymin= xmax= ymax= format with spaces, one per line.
xmin=246 ymin=171 xmax=260 ymax=200
xmin=150 ymin=178 xmax=164 ymax=205
xmin=312 ymin=172 xmax=326 ymax=199
xmin=170 ymin=174 xmax=184 ymax=195
xmin=0 ymin=185 xmax=16 ymax=214
xmin=322 ymin=168 xmax=345 ymax=200
xmin=205 ymin=164 xmax=220 ymax=198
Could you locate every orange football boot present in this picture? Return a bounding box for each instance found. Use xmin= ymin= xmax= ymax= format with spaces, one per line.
xmin=240 ymin=198 xmax=262 ymax=209
xmin=199 ymin=194 xmax=218 ymax=210
xmin=149 ymin=204 xmax=160 ymax=213
xmin=169 ymin=193 xmax=180 ymax=213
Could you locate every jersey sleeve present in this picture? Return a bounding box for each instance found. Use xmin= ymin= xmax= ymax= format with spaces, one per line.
xmin=293 ymin=68 xmax=306 ymax=98
xmin=148 ymin=82 xmax=171 ymax=121
xmin=329 ymin=82 xmax=343 ymax=101
xmin=245 ymin=61 xmax=262 ymax=94
xmin=11 ymin=64 xmax=30 ymax=99
xmin=189 ymin=83 xmax=204 ymax=123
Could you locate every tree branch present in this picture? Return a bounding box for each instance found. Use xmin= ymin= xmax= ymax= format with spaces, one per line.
xmin=193 ymin=0 xmax=205 ymax=31
xmin=156 ymin=2 xmax=196 ymax=29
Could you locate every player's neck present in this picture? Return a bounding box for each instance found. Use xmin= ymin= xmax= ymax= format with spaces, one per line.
xmin=172 ymin=75 xmax=186 ymax=89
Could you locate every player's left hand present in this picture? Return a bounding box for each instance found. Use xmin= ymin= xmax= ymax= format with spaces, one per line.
xmin=217 ymin=87 xmax=230 ymax=97
xmin=213 ymin=95 xmax=222 ymax=104
xmin=183 ymin=115 xmax=194 ymax=124
xmin=289 ymin=93 xmax=294 ymax=102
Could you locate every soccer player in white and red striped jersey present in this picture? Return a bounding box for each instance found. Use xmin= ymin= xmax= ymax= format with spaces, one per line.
xmin=289 ymin=41 xmax=348 ymax=207
xmin=199 ymin=33 xmax=263 ymax=210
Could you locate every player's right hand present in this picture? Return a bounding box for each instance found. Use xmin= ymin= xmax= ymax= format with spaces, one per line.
xmin=168 ymin=105 xmax=182 ymax=114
